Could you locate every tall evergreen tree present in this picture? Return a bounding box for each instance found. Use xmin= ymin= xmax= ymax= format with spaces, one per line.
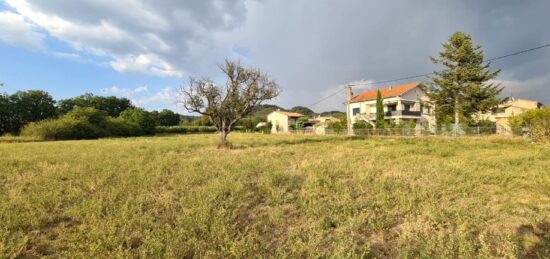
xmin=375 ymin=89 xmax=384 ymax=128
xmin=427 ymin=32 xmax=502 ymax=128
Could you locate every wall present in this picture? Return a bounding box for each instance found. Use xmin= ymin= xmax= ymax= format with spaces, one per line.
xmin=267 ymin=112 xmax=289 ymax=133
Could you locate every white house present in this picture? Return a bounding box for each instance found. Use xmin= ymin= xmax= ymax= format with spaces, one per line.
xmin=348 ymin=82 xmax=435 ymax=130
xmin=267 ymin=110 xmax=304 ymax=133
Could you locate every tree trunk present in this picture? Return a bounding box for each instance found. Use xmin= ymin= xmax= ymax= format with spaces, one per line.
xmin=454 ymin=98 xmax=460 ymax=135
xmin=219 ymin=130 xmax=229 ymax=148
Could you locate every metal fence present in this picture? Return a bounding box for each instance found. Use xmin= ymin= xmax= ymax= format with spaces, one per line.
xmin=288 ymin=127 xmax=499 ymax=137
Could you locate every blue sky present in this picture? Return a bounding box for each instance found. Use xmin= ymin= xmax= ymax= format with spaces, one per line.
xmin=0 ymin=26 xmax=181 ymax=111
xmin=1 ymin=0 xmax=550 ymax=113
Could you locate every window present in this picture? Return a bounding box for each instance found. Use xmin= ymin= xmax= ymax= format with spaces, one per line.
xmin=404 ymin=104 xmax=411 ymax=111
xmin=352 ymin=108 xmax=360 ymax=115
xmin=387 ymin=105 xmax=397 ymax=112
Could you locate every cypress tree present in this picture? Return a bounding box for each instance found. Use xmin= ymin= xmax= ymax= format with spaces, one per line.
xmin=375 ymin=89 xmax=384 ymax=128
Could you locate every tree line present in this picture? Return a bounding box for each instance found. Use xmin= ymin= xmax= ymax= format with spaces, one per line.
xmin=0 ymin=91 xmax=188 ymax=137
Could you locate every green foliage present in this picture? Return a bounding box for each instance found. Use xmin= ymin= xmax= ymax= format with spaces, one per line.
xmin=153 ymin=109 xmax=181 ymax=126
xmin=352 ymin=120 xmax=373 ymax=129
xmin=510 ymin=108 xmax=550 ymax=142
xmin=238 ymin=117 xmax=262 ymax=131
xmin=259 ymin=121 xmax=272 ymax=133
xmin=192 ymin=115 xmax=214 ymax=126
xmin=375 ymin=90 xmax=384 ymax=129
xmin=319 ymin=110 xmax=346 ymax=117
xmin=508 ymin=115 xmax=525 ymax=136
xmin=120 ymin=108 xmax=156 ymax=135
xmin=0 ymin=90 xmax=57 ymax=134
xmin=328 ymin=121 xmax=346 ymax=133
xmin=427 ymin=31 xmax=502 ymax=126
xmin=20 ymin=107 xmax=142 ymax=140
xmin=0 ymin=92 xmax=10 ymax=134
xmin=57 ymin=93 xmax=134 ymax=117
xmin=179 ymin=115 xmax=199 ymax=125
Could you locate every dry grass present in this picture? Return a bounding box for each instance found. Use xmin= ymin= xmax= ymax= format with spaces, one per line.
xmin=1 ymin=133 xmax=549 ymax=258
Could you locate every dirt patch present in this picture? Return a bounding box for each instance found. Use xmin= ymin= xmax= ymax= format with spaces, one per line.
xmin=40 ymin=216 xmax=81 ymax=232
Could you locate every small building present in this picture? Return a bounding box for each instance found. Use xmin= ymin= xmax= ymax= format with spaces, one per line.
xmin=348 ymin=82 xmax=435 ymax=130
xmin=481 ymin=98 xmax=543 ymax=134
xmin=267 ymin=110 xmax=304 ymax=133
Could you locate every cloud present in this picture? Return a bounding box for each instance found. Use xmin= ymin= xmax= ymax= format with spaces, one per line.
xmin=100 ymin=85 xmax=148 ymax=96
xmin=493 ymin=75 xmax=550 ymax=104
xmin=109 ymin=54 xmax=183 ymax=78
xmin=4 ymin=0 xmax=248 ymax=78
xmin=130 ymin=87 xmax=178 ymax=109
xmin=0 ymin=11 xmax=45 ymax=50
xmin=3 ymin=0 xmax=550 ymax=111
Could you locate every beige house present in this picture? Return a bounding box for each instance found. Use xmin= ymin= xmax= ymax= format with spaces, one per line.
xmin=481 ymin=98 xmax=543 ymax=134
xmin=267 ymin=110 xmax=304 ymax=133
xmin=348 ymin=82 xmax=435 ymax=130
xmin=313 ymin=115 xmax=341 ymax=124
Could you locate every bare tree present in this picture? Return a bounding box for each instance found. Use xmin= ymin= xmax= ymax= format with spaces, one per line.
xmin=179 ymin=59 xmax=280 ymax=147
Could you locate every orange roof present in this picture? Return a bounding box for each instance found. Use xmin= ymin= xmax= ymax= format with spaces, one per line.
xmin=350 ymin=82 xmax=420 ymax=103
xmin=275 ymin=111 xmax=304 ymax=117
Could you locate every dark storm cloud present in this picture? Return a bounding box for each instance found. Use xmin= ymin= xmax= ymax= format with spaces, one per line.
xmin=4 ymin=0 xmax=550 ymax=109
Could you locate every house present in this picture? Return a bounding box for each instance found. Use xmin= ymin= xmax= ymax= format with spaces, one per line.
xmin=348 ymin=82 xmax=435 ymax=130
xmin=313 ymin=115 xmax=341 ymax=124
xmin=481 ymin=97 xmax=543 ymax=134
xmin=267 ymin=110 xmax=304 ymax=133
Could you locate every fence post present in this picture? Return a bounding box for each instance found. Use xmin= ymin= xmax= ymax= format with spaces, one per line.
xmin=477 ymin=126 xmax=480 ymax=137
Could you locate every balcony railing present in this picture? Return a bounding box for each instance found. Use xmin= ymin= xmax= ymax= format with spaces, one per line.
xmin=384 ymin=110 xmax=421 ymax=117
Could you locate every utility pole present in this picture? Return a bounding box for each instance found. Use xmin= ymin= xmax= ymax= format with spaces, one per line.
xmin=346 ymin=85 xmax=354 ymax=136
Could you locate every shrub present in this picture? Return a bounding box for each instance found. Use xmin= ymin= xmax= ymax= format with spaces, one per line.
xmin=257 ymin=122 xmax=272 ymax=133
xmin=524 ymin=108 xmax=550 ymax=142
xmin=21 ymin=107 xmax=144 ymax=140
xmin=328 ymin=121 xmax=345 ymax=134
xmin=509 ymin=108 xmax=550 ymax=142
xmin=353 ymin=120 xmax=373 ymax=129
xmin=103 ymin=117 xmax=143 ymax=137
xmin=21 ymin=117 xmax=103 ymax=140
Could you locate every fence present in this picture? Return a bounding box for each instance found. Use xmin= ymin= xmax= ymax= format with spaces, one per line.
xmin=288 ymin=127 xmax=498 ymax=137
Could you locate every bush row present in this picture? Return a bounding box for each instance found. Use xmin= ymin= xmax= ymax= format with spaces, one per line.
xmin=20 ymin=107 xmax=151 ymax=140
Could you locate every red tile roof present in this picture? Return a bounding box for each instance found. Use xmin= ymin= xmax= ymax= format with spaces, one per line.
xmin=350 ymin=82 xmax=420 ymax=103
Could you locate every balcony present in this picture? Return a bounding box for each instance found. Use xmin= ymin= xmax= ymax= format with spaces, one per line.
xmin=384 ymin=110 xmax=421 ymax=117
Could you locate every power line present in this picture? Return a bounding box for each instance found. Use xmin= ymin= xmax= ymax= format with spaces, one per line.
xmin=486 ymin=43 xmax=550 ymax=62
xmin=307 ymin=42 xmax=550 ymax=108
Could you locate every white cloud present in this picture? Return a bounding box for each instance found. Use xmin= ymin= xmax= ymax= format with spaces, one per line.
xmin=0 ymin=11 xmax=45 ymax=50
xmin=100 ymin=85 xmax=148 ymax=96
xmin=110 ymin=54 xmax=183 ymax=78
xmin=132 ymin=87 xmax=175 ymax=106
xmin=52 ymin=51 xmax=81 ymax=61
xmin=134 ymin=86 xmax=148 ymax=93
xmin=4 ymin=0 xmax=248 ymax=78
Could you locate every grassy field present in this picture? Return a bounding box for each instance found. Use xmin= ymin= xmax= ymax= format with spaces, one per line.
xmin=1 ymin=133 xmax=549 ymax=258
